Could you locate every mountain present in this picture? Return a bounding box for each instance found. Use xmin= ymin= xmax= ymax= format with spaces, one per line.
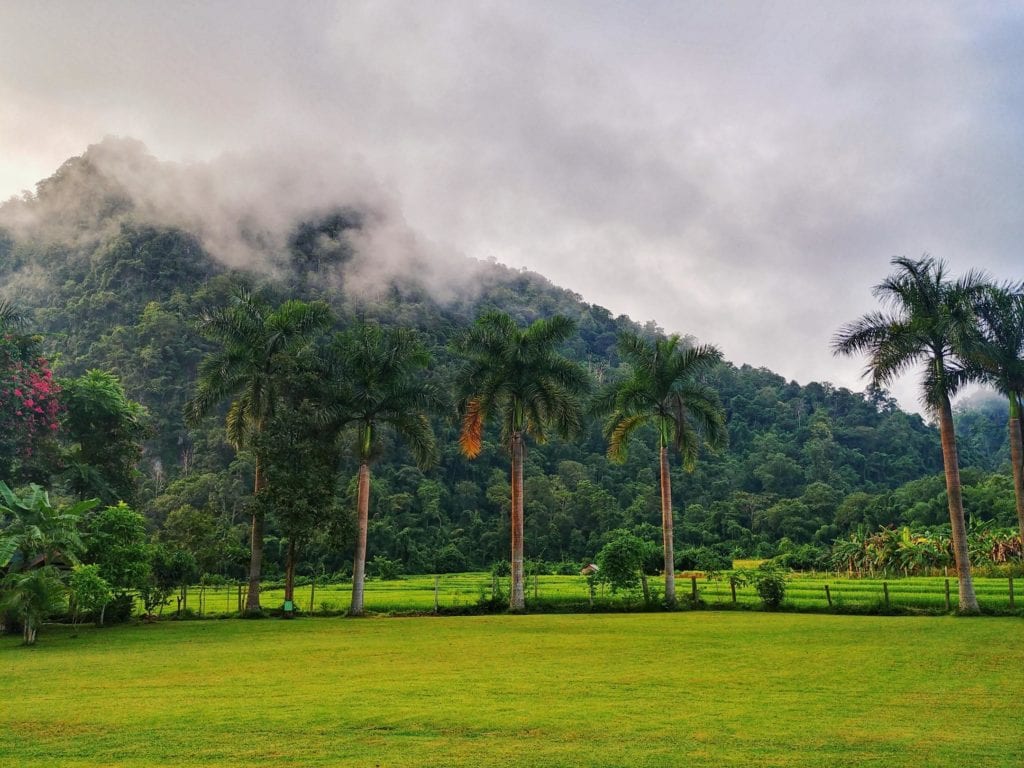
xmin=1 ymin=139 xmax=968 ymax=578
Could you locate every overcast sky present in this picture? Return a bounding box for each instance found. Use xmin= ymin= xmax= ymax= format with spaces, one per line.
xmin=1 ymin=1 xmax=1022 ymax=411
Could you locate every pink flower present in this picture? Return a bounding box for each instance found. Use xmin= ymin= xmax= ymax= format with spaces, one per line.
xmin=13 ymin=388 xmax=22 ymax=397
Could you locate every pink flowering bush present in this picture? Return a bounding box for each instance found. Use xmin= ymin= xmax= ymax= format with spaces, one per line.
xmin=0 ymin=333 xmax=62 ymax=473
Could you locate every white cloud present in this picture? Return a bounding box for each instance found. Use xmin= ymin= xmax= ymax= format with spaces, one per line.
xmin=2 ymin=1 xmax=1022 ymax=411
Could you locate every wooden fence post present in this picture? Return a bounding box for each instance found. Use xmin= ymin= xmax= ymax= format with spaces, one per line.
xmin=944 ymin=579 xmax=951 ymax=612
xmin=309 ymin=575 xmax=316 ymax=614
xmin=882 ymin=582 xmax=889 ymax=609
xmin=433 ymin=575 xmax=440 ymax=613
xmin=690 ymin=575 xmax=698 ymax=601
xmin=824 ymin=584 xmax=832 ymax=608
xmin=1009 ymin=576 xmax=1015 ymax=610
xmin=730 ymin=577 xmax=737 ymax=604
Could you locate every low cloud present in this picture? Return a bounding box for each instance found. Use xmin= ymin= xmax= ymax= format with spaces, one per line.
xmin=2 ymin=2 xmax=1023 ymax=410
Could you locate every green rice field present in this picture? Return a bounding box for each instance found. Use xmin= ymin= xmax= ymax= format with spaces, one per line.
xmin=3 ymin=613 xmax=1022 ymax=767
xmin=165 ymin=571 xmax=1022 ymax=616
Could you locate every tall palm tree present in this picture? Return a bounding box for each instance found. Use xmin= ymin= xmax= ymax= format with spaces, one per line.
xmin=184 ymin=289 xmax=331 ymax=614
xmin=454 ymin=311 xmax=589 ymax=611
xmin=593 ymin=333 xmax=726 ymax=606
xmin=326 ymin=324 xmax=439 ymax=617
xmin=833 ymin=256 xmax=984 ymax=613
xmin=961 ymin=283 xmax=1024 ymax=541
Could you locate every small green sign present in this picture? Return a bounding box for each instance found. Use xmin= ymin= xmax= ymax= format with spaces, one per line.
xmin=284 ymin=600 xmax=294 ymax=612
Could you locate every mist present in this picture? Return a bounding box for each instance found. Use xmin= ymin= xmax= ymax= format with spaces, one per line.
xmin=0 ymin=137 xmax=485 ymax=304
xmin=2 ymin=2 xmax=1024 ymax=410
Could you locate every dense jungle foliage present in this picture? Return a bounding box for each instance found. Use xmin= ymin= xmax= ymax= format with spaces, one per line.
xmin=0 ymin=142 xmax=1019 ymax=585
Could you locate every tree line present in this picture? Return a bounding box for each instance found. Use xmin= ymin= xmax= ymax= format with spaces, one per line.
xmin=3 ymin=253 xmax=1020 ymax=628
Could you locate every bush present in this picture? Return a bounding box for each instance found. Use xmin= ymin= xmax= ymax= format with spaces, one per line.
xmin=740 ymin=563 xmax=788 ymax=610
xmin=676 ymin=546 xmax=732 ymax=573
xmin=103 ymin=592 xmax=136 ymax=624
xmin=525 ymin=559 xmax=552 ymax=576
xmin=433 ymin=544 xmax=467 ymax=574
xmin=490 ymin=560 xmax=511 ymax=577
xmin=771 ymin=543 xmax=828 ymax=571
xmin=368 ymin=555 xmax=403 ymax=581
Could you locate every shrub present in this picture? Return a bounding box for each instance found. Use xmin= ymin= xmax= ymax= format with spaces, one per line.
xmin=368 ymin=555 xmax=403 ymax=581
xmin=772 ymin=543 xmax=828 ymax=571
xmin=103 ymin=592 xmax=135 ymax=624
xmin=736 ymin=563 xmax=788 ymax=610
xmin=676 ymin=546 xmax=732 ymax=573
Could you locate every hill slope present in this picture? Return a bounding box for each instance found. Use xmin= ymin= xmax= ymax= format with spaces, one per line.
xmin=1 ymin=139 xmax=966 ymax=576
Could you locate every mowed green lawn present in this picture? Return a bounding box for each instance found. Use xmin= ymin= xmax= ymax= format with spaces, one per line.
xmin=3 ymin=613 xmax=1022 ymax=767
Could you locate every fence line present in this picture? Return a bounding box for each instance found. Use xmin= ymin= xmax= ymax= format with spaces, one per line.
xmin=136 ymin=573 xmax=1022 ymax=617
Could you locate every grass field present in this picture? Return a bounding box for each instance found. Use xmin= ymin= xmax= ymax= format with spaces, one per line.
xmin=3 ymin=613 xmax=1022 ymax=767
xmin=169 ymin=571 xmax=1022 ymax=616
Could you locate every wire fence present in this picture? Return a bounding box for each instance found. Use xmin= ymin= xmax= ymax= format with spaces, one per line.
xmin=143 ymin=572 xmax=1022 ymax=617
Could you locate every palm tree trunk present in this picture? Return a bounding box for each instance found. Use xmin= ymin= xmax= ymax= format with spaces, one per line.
xmin=284 ymin=539 xmax=296 ymax=616
xmin=1009 ymin=394 xmax=1024 ymax=543
xmin=510 ymin=431 xmax=526 ymax=611
xmin=245 ymin=458 xmax=266 ymax=615
xmin=659 ymin=445 xmax=676 ymax=606
xmin=937 ymin=396 xmax=980 ymax=613
xmin=350 ymin=461 xmax=371 ymax=616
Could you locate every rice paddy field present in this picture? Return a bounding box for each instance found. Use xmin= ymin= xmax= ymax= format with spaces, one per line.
xmin=167 ymin=571 xmax=1022 ymax=616
xmin=3 ymin=612 xmax=1022 ymax=767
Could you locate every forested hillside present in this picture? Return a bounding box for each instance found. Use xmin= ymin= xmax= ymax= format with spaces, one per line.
xmin=1 ymin=140 xmax=1016 ymax=581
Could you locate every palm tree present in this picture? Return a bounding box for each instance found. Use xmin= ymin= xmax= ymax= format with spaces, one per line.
xmin=961 ymin=283 xmax=1024 ymax=541
xmin=833 ymin=256 xmax=983 ymax=612
xmin=1 ymin=566 xmax=66 ymax=645
xmin=184 ymin=289 xmax=331 ymax=614
xmin=326 ymin=324 xmax=439 ymax=617
xmin=593 ymin=333 xmax=726 ymax=606
xmin=454 ymin=311 xmax=589 ymax=611
xmin=0 ymin=299 xmax=27 ymax=331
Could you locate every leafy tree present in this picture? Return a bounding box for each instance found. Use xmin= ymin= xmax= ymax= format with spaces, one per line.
xmin=60 ymin=370 xmax=149 ymax=504
xmin=253 ymin=401 xmax=342 ymax=614
xmin=184 ymin=289 xmax=331 ymax=614
xmin=1 ymin=566 xmax=66 ymax=645
xmin=68 ymin=564 xmax=112 ymax=627
xmin=594 ymin=333 xmax=726 ymax=606
xmin=961 ymin=283 xmax=1024 ymax=540
xmin=833 ymin=256 xmax=984 ymax=612
xmin=455 ymin=311 xmax=589 ymax=610
xmin=596 ymin=529 xmax=658 ymax=601
xmin=326 ymin=324 xmax=439 ymax=616
xmin=736 ymin=562 xmax=787 ymax=610
xmin=140 ymin=543 xmax=198 ymax=618
xmin=83 ymin=502 xmax=151 ymax=599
